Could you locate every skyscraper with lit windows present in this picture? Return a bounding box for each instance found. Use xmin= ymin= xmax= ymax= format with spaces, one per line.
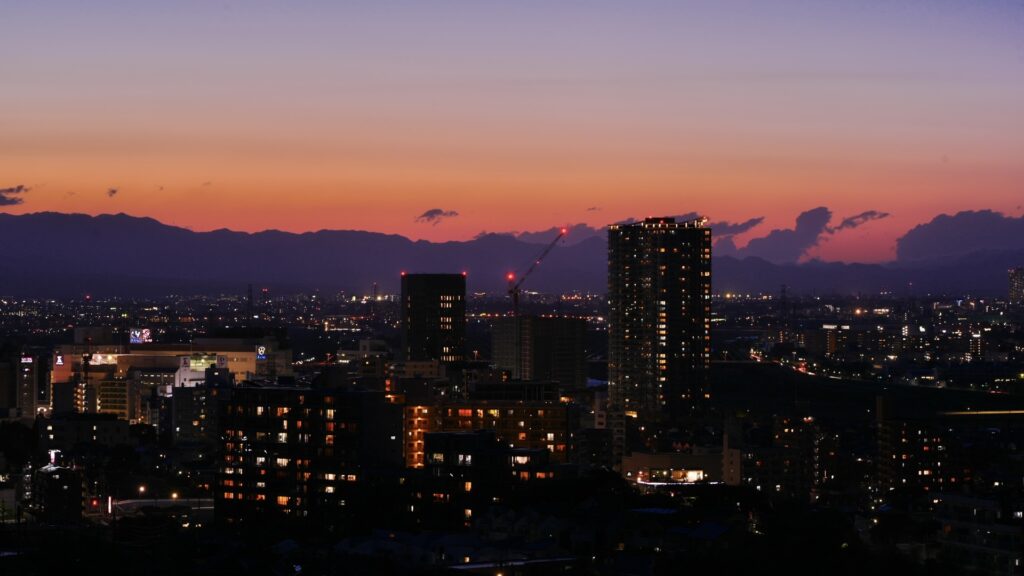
xmin=607 ymin=217 xmax=712 ymax=465
xmin=400 ymin=273 xmax=466 ymax=365
xmin=1010 ymin=267 xmax=1024 ymax=307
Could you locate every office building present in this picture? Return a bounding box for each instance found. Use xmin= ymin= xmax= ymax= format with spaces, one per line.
xmin=400 ymin=273 xmax=466 ymax=365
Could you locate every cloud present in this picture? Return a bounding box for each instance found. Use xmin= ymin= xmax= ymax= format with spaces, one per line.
xmin=0 ymin=185 xmax=29 ymax=206
xmin=735 ymin=207 xmax=833 ymax=264
xmin=828 ymin=210 xmax=889 ymax=233
xmin=710 ymin=216 xmax=764 ymax=237
xmin=484 ymin=209 xmax=879 ymax=262
xmin=515 ymin=223 xmax=603 ymax=245
xmin=586 ymin=206 xmax=601 ymax=212
xmin=501 ymin=214 xmax=762 ymax=248
xmin=415 ymin=208 xmax=459 ymax=225
xmin=107 ymin=188 xmax=119 ymax=198
xmin=896 ymin=210 xmax=1024 ymax=262
xmin=714 ymin=235 xmax=740 ymax=257
xmin=720 ymin=207 xmax=890 ymax=263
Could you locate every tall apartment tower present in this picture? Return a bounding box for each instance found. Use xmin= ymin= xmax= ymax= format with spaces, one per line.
xmin=400 ymin=273 xmax=467 ymax=365
xmin=608 ymin=217 xmax=711 ymax=462
xmin=1010 ymin=267 xmax=1024 ymax=307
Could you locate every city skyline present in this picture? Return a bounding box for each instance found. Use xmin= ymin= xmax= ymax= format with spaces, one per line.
xmin=4 ymin=1 xmax=1024 ymax=263
xmin=4 ymin=2 xmax=1024 ymax=573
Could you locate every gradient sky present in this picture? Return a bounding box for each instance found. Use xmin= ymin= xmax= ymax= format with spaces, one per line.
xmin=3 ymin=0 xmax=1023 ymax=262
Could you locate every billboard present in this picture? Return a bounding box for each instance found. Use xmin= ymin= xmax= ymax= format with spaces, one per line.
xmin=129 ymin=328 xmax=153 ymax=344
xmin=256 ymin=345 xmax=268 ymax=361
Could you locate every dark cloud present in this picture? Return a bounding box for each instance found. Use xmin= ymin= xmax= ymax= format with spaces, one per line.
xmin=107 ymin=188 xmax=119 ymax=198
xmin=713 ymin=235 xmax=739 ymax=257
xmin=735 ymin=207 xmax=832 ymax=264
xmin=488 ymin=209 xmax=879 ymax=262
xmin=0 ymin=185 xmax=30 ymax=206
xmin=710 ymin=216 xmax=764 ymax=237
xmin=896 ymin=210 xmax=1024 ymax=262
xmin=828 ymin=210 xmax=889 ymax=233
xmin=721 ymin=207 xmax=890 ymax=263
xmin=670 ymin=212 xmax=701 ymax=222
xmin=507 ymin=214 xmax=761 ymax=248
xmin=415 ymin=208 xmax=459 ymax=225
xmin=516 ymin=223 xmax=603 ymax=245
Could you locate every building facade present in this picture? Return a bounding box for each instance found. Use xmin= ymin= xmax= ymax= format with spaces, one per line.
xmin=1010 ymin=267 xmax=1024 ymax=307
xmin=492 ymin=315 xmax=587 ymax=388
xmin=400 ymin=273 xmax=466 ymax=365
xmin=608 ymin=217 xmax=712 ymax=465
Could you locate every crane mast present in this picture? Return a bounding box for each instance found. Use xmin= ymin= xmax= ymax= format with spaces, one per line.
xmin=506 ymin=227 xmax=567 ymax=380
xmin=507 ymin=227 xmax=567 ymax=318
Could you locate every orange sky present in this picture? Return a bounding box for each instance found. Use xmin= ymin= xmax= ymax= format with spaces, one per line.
xmin=3 ymin=1 xmax=1023 ymax=262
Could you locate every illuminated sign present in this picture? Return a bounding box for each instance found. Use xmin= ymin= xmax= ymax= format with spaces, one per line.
xmin=55 ymin=355 xmax=65 ymax=366
xmin=20 ymin=356 xmax=33 ymax=364
xmin=256 ymin=345 xmax=268 ymax=361
xmin=89 ymin=354 xmax=118 ymax=366
xmin=180 ymin=355 xmax=219 ymax=371
xmin=129 ymin=328 xmax=153 ymax=344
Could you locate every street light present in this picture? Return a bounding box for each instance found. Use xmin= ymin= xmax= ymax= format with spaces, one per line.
xmin=171 ymin=492 xmax=179 ymax=500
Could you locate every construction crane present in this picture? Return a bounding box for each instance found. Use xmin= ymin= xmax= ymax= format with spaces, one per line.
xmin=506 ymin=228 xmax=567 ymax=381
xmin=507 ymin=227 xmax=568 ymax=317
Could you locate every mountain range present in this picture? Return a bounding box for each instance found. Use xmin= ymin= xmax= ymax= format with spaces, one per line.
xmin=0 ymin=212 xmax=1020 ymax=297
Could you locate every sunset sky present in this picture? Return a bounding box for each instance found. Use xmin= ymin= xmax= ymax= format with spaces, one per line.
xmin=3 ymin=0 xmax=1023 ymax=262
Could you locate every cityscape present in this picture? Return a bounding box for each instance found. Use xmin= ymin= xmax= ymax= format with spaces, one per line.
xmin=1 ymin=217 xmax=1023 ymax=574
xmin=3 ymin=2 xmax=1024 ymax=575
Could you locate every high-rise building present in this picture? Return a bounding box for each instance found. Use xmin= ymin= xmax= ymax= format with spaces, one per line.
xmin=400 ymin=273 xmax=466 ymax=365
xmin=608 ymin=217 xmax=712 ymax=464
xmin=1010 ymin=267 xmax=1024 ymax=306
xmin=492 ymin=315 xmax=587 ymax=387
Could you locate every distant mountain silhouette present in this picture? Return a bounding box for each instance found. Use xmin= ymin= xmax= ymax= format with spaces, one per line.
xmin=0 ymin=212 xmax=1019 ymax=297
